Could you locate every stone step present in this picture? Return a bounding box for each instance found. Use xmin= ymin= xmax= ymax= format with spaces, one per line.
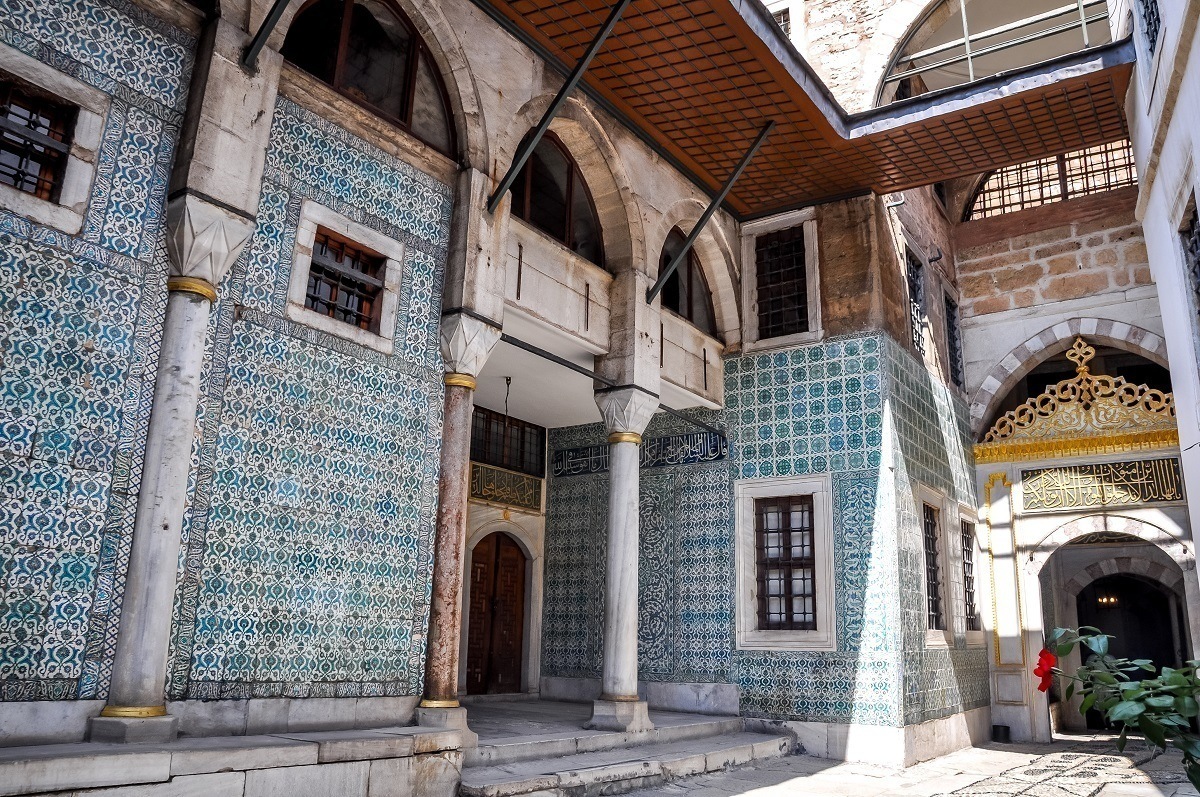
xmin=458 ymin=731 xmax=793 ymax=797
xmin=465 ymin=715 xmax=743 ymax=768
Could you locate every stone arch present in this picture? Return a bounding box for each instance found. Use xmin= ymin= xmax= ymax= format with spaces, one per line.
xmin=467 ymin=518 xmax=538 ymax=563
xmin=1063 ymin=553 xmax=1185 ymax=599
xmin=259 ymin=0 xmax=489 ymax=169
xmin=1028 ymin=515 xmax=1193 ymax=574
xmin=655 ymin=199 xmax=741 ymax=346
xmin=970 ymin=318 xmax=1170 ymax=435
xmin=871 ymin=0 xmax=960 ymax=107
xmin=501 ymin=96 xmax=646 ymax=275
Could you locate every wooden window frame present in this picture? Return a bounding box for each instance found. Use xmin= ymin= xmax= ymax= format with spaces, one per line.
xmin=740 ymin=208 xmax=821 ymax=352
xmin=753 ymin=494 xmax=817 ymax=631
xmin=470 ymin=405 xmax=547 ymax=478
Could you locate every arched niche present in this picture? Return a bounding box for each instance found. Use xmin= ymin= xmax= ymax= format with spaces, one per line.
xmin=655 ymin=199 xmax=741 ymax=347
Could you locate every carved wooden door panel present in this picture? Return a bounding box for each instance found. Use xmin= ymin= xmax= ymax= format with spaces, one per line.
xmin=465 ymin=533 xmax=526 ymax=694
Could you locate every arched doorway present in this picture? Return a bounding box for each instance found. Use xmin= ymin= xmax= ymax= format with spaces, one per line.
xmin=465 ymin=532 xmax=527 ymax=694
xmin=1076 ymin=574 xmax=1183 ymax=670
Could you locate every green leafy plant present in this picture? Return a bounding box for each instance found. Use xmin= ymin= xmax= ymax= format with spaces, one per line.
xmin=1041 ymin=627 xmax=1200 ymax=788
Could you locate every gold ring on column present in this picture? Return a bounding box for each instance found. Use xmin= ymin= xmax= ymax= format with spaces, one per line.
xmin=608 ymin=432 xmax=642 ymax=445
xmin=100 ymin=705 xmax=168 ymax=718
xmin=444 ymin=373 xmax=477 ymax=390
xmin=599 ymin=693 xmax=641 ymax=702
xmin=167 ymin=276 xmax=218 ymax=302
xmin=419 ymin=698 xmax=461 ymax=709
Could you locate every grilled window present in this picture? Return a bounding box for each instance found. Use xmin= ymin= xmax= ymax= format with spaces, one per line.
xmin=962 ymin=520 xmax=981 ymax=632
xmin=967 ymin=140 xmax=1136 ymax=220
xmin=944 ymin=294 xmax=964 ymax=389
xmin=1184 ymin=207 xmax=1200 ymax=325
xmin=470 ymin=406 xmax=546 ymax=478
xmin=1138 ymin=0 xmax=1161 ymax=54
xmin=755 ymin=226 xmax=809 ymax=340
xmin=906 ymin=249 xmax=925 ymax=355
xmin=0 ymin=74 xmax=75 ymax=201
xmin=305 ymin=229 xmax=385 ymax=332
xmin=660 ymin=227 xmax=717 ymax=336
xmin=755 ymin=495 xmax=816 ymax=630
xmin=923 ymin=503 xmax=944 ymax=631
xmin=772 ymin=7 xmax=791 ymax=36
xmin=510 ymin=131 xmax=604 ymax=267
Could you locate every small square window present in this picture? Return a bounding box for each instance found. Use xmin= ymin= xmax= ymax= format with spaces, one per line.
xmin=0 ymin=72 xmax=76 ymax=201
xmin=754 ymin=494 xmax=816 ymax=631
xmin=772 ymin=7 xmax=791 ymax=36
xmin=755 ymin=226 xmax=809 ymax=340
xmin=304 ymin=228 xmax=386 ymax=333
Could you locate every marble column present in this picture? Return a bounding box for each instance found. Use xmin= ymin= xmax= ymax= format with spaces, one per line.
xmin=90 ymin=196 xmax=253 ymax=743
xmin=586 ymin=387 xmax=658 ymax=732
xmin=418 ymin=313 xmax=500 ymax=744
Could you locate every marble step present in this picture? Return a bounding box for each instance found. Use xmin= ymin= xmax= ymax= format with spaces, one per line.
xmin=458 ymin=731 xmax=794 ymax=797
xmin=465 ymin=715 xmax=743 ymax=768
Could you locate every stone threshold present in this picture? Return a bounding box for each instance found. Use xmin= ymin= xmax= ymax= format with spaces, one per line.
xmin=0 ymin=725 xmax=461 ymax=797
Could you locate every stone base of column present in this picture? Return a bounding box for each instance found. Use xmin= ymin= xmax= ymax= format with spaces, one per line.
xmin=88 ymin=714 xmax=178 ymax=743
xmin=584 ymin=699 xmax=654 ymax=732
xmin=417 ymin=705 xmax=479 ymax=748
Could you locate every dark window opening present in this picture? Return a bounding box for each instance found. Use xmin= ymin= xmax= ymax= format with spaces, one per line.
xmin=0 ymin=73 xmax=75 ymax=201
xmin=906 ymin=249 xmax=925 ymax=355
xmin=755 ymin=225 xmax=809 ymax=340
xmin=281 ymin=0 xmax=455 ymax=156
xmin=932 ymin=181 xmax=948 ymax=210
xmin=470 ymin=406 xmax=546 ymax=478
xmin=772 ymin=7 xmax=791 ymax=36
xmin=1184 ymin=206 xmax=1200 ymax=328
xmin=510 ymin=132 xmax=604 ymax=267
xmin=962 ymin=520 xmax=980 ymax=632
xmin=660 ymin=228 xmax=718 ymax=337
xmin=755 ymin=495 xmax=816 ymax=631
xmin=305 ymin=228 xmax=386 ymax=332
xmin=1138 ymin=0 xmax=1161 ymax=54
xmin=923 ymin=503 xmax=944 ymax=631
xmin=944 ymin=294 xmax=964 ymax=389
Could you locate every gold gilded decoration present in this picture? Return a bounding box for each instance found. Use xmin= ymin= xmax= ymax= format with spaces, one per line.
xmin=419 ymin=698 xmax=460 ymax=708
xmin=975 ymin=337 xmax=1177 ymax=464
xmin=444 ymin=373 xmax=477 ymax=390
xmin=469 ymin=462 xmax=542 ymax=512
xmin=166 ymin=276 xmax=217 ymax=302
xmin=1022 ymin=458 xmax=1184 ymax=512
xmin=608 ymin=432 xmax=643 ymax=445
xmin=100 ymin=705 xmax=168 ymax=718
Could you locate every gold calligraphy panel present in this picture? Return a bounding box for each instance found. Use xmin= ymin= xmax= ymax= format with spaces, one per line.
xmin=469 ymin=463 xmax=543 ymax=512
xmin=1021 ymin=458 xmax=1184 ymax=512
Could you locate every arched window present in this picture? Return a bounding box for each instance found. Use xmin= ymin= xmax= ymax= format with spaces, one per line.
xmin=509 ymin=132 xmax=604 ymax=267
xmin=659 ymin=228 xmax=717 ymax=337
xmin=965 ymin=139 xmax=1136 ymax=220
xmin=282 ymin=0 xmax=455 ymax=156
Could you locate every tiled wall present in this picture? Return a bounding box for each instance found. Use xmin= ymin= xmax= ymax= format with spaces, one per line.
xmin=541 ymin=332 xmax=989 ymax=727
xmin=0 ymin=0 xmax=193 ymax=699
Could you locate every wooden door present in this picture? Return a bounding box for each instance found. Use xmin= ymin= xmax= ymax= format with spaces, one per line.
xmin=465 ymin=533 xmax=527 ymax=694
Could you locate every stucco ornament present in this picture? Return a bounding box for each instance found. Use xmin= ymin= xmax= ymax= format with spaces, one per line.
xmin=165 ymin=193 xmax=254 ymax=286
xmin=595 ymin=387 xmax=658 ymax=437
xmin=439 ymin=312 xmax=501 ymax=377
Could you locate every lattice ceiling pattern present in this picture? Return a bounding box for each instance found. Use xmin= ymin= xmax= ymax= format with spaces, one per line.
xmin=493 ymin=0 xmax=1133 ymax=218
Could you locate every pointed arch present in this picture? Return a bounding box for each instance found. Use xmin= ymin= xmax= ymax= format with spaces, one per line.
xmin=656 ymin=198 xmax=741 ymax=347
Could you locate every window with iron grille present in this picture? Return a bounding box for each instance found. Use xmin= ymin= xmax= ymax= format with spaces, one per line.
xmin=944 ymin=294 xmax=964 ymax=389
xmin=755 ymin=495 xmax=816 ymax=630
xmin=755 ymin=226 xmax=809 ymax=340
xmin=1137 ymin=0 xmax=1161 ymax=54
xmin=923 ymin=503 xmax=944 ymax=631
xmin=967 ymin=140 xmax=1136 ymax=220
xmin=961 ymin=519 xmax=980 ymax=632
xmin=906 ymin=249 xmax=925 ymax=355
xmin=772 ymin=7 xmax=791 ymax=36
xmin=470 ymin=405 xmax=546 ymax=478
xmin=304 ymin=229 xmax=386 ymax=332
xmin=0 ymin=73 xmax=75 ymax=201
xmin=1183 ymin=206 xmax=1200 ymax=327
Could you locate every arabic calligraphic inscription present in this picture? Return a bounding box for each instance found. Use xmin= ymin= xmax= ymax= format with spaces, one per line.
xmin=469 ymin=463 xmax=543 ymax=511
xmin=551 ymin=431 xmax=728 ymax=477
xmin=1021 ymin=458 xmax=1184 ymax=512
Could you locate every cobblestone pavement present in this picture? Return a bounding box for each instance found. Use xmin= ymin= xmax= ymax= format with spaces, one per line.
xmin=626 ymin=737 xmax=1200 ymax=797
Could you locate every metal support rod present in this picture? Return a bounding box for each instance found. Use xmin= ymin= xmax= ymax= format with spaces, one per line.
xmin=486 ymin=0 xmax=633 ymax=213
xmin=645 ymin=121 xmax=774 ymax=304
xmin=959 ymin=0 xmax=974 ymax=83
xmin=498 ymin=334 xmax=726 ymax=438
xmin=242 ymin=0 xmax=293 ymax=70
xmin=1075 ymin=0 xmax=1090 ymax=48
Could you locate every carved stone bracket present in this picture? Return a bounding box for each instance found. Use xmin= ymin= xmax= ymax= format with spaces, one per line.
xmin=165 ymin=193 xmax=255 ymax=289
xmin=595 ymin=387 xmax=658 ymax=439
xmin=440 ymin=312 xmax=501 ymax=379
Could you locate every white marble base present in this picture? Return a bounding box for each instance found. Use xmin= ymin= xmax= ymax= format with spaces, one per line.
xmin=584 ymin=699 xmax=654 ymax=732
xmin=417 ymin=706 xmax=479 ymax=748
xmin=88 ymin=714 xmax=179 ymax=744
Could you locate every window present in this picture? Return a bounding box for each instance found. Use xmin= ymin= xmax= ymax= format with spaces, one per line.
xmin=961 ymin=519 xmax=980 ymax=632
xmin=772 ymin=7 xmax=791 ymax=36
xmin=1137 ymin=0 xmax=1161 ymax=54
xmin=659 ymin=228 xmax=717 ymax=336
xmin=944 ymin=293 xmax=964 ymax=389
xmin=0 ymin=73 xmax=74 ymax=201
xmin=754 ymin=495 xmax=816 ymax=630
xmin=756 ymin=226 xmax=809 ymax=339
xmin=1184 ymin=206 xmax=1200 ymax=326
xmin=735 ymin=475 xmax=834 ymax=650
xmin=510 ymin=132 xmax=604 ymax=267
xmin=922 ymin=502 xmax=944 ymax=632
xmin=470 ymin=406 xmax=546 ymax=478
xmin=966 ymin=140 xmax=1136 ymax=220
xmin=932 ymin=181 xmax=948 ymax=210
xmin=906 ymin=248 xmax=925 ymax=355
xmin=305 ymin=229 xmax=386 ymax=332
xmin=282 ymin=0 xmax=454 ymax=155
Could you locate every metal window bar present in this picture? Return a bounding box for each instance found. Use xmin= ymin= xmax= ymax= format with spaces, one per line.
xmin=923 ymin=503 xmax=944 ymax=631
xmin=0 ymin=76 xmax=74 ymax=201
xmin=755 ymin=226 xmax=809 ymax=340
xmin=906 ymin=250 xmax=925 ymax=355
xmin=961 ymin=520 xmax=981 ymax=632
xmin=470 ymin=405 xmax=547 ymax=478
xmin=944 ymin=295 xmax=965 ymax=389
xmin=772 ymin=7 xmax=791 ymax=37
xmin=1138 ymin=0 xmax=1161 ymax=55
xmin=1183 ymin=207 xmax=1200 ymax=327
xmin=755 ymin=495 xmax=816 ymax=631
xmin=304 ymin=230 xmax=385 ymax=332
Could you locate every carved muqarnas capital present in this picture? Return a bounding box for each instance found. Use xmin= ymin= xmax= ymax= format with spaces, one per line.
xmin=440 ymin=313 xmax=501 ymax=378
xmin=166 ymin=194 xmax=255 ymax=287
xmin=595 ymin=387 xmax=658 ymax=437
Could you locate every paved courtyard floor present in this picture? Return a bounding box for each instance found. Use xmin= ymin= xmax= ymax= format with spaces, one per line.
xmin=625 ymin=736 xmax=1200 ymax=797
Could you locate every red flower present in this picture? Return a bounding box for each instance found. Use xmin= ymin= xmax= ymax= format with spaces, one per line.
xmin=1033 ymin=648 xmax=1058 ymax=692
